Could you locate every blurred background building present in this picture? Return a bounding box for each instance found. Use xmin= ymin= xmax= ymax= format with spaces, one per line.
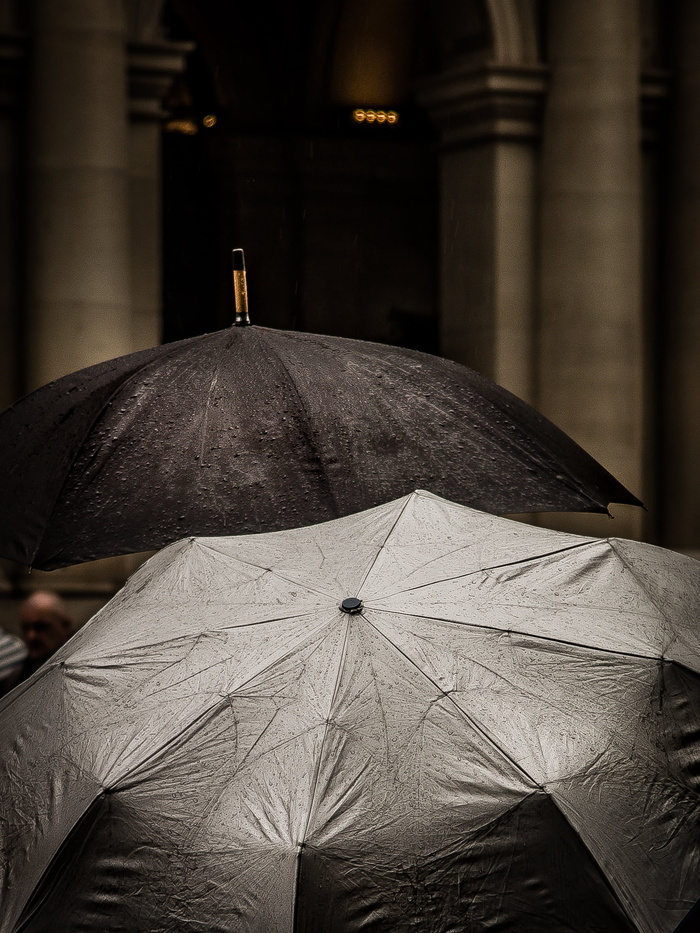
xmin=0 ymin=0 xmax=697 ymax=626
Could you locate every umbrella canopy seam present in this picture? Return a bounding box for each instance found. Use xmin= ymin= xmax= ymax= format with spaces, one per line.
xmin=128 ymin=614 xmax=337 ymax=704
xmin=298 ymin=614 xmax=352 ymax=846
xmin=607 ymin=540 xmax=683 ymax=652
xmin=279 ymin=330 xmax=622 ymax=511
xmin=52 ymin=617 xmax=338 ymax=784
xmin=67 ymin=610 xmax=327 ymax=660
xmin=9 ymin=792 xmax=107 ymax=932
xmin=109 ymin=695 xmax=240 ymax=794
xmin=196 ymin=541 xmax=342 ymax=601
xmin=291 ymin=614 xmax=352 ymax=932
xmin=366 ymin=607 xmax=665 ymax=665
xmin=257 ymin=329 xmax=343 ymax=518
xmin=355 ymin=495 xmax=415 ymax=594
xmin=360 ymin=538 xmax=603 ymax=599
xmin=544 ymin=793 xmax=643 ymax=933
xmin=362 ymin=612 xmax=541 ymax=790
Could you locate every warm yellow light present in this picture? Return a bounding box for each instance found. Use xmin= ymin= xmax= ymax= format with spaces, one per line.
xmin=203 ymin=114 xmax=217 ymax=128
xmin=165 ymin=118 xmax=198 ymax=135
xmin=352 ymin=108 xmax=399 ymax=125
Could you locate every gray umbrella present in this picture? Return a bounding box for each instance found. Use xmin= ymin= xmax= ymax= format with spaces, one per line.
xmin=0 ymin=491 xmax=696 ymax=932
xmin=0 ymin=324 xmax=639 ymax=570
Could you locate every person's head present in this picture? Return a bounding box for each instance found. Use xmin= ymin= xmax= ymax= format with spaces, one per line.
xmin=19 ymin=591 xmax=72 ymax=664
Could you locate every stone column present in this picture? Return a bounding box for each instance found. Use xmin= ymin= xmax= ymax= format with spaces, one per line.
xmin=26 ymin=0 xmax=131 ymax=390
xmin=663 ymin=2 xmax=700 ymax=552
xmin=537 ymin=0 xmax=644 ymax=539
xmin=128 ymin=39 xmax=192 ymax=352
xmin=420 ymin=64 xmax=547 ymax=404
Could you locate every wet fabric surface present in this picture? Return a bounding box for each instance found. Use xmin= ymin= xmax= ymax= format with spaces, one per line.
xmin=0 ymin=326 xmax=639 ymax=568
xmin=1 ymin=491 xmax=696 ymax=932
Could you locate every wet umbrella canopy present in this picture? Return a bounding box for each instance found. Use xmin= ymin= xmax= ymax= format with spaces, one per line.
xmin=1 ymin=491 xmax=698 ymax=933
xmin=0 ymin=325 xmax=640 ymax=570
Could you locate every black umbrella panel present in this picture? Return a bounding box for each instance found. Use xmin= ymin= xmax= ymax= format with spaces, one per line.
xmin=0 ymin=326 xmax=640 ymax=569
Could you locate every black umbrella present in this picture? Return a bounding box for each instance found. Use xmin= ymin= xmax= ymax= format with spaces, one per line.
xmin=0 ymin=249 xmax=639 ymax=569
xmin=0 ymin=323 xmax=640 ymax=570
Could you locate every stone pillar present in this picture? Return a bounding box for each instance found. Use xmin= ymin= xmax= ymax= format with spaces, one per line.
xmin=662 ymin=2 xmax=700 ymax=552
xmin=420 ymin=64 xmax=546 ymax=405
xmin=26 ymin=0 xmax=131 ymax=390
xmin=537 ymin=0 xmax=644 ymax=539
xmin=128 ymin=39 xmax=192 ymax=351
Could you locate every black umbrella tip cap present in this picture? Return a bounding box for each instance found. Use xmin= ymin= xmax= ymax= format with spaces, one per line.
xmin=232 ymin=249 xmax=245 ymax=271
xmin=340 ymin=597 xmax=363 ymax=614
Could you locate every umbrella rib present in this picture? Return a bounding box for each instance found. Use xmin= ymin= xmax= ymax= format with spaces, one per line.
xmin=261 ymin=331 xmax=343 ymax=517
xmin=183 ymin=704 xmax=289 ymax=843
xmin=284 ymin=333 xmax=620 ymax=509
xmin=69 ymin=616 xmax=348 ymax=795
xmin=292 ymin=614 xmax=352 ymax=933
xmin=197 ymin=541 xmax=338 ymax=600
xmin=67 ymin=610 xmax=324 ymax=682
xmin=363 ymin=617 xmax=643 ymax=932
xmin=199 ymin=343 xmax=226 ymax=462
xmin=11 ymin=791 xmax=108 ymax=931
xmin=370 ymin=607 xmax=661 ymax=664
xmin=364 ymin=537 xmax=600 ymax=597
xmin=542 ymin=792 xmax=642 ymax=933
xmin=31 ymin=342 xmax=189 ymax=567
xmin=355 ymin=493 xmax=415 ymax=593
xmin=72 ymin=618 xmax=339 ymax=789
xmin=363 ymin=614 xmax=541 ymax=789
xmin=139 ymin=614 xmax=336 ymax=701
xmin=607 ymin=539 xmax=681 ymax=649
xmin=299 ymin=614 xmax=352 ymax=845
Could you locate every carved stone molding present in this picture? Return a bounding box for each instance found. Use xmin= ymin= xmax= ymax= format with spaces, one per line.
xmin=418 ymin=62 xmax=548 ymax=146
xmin=128 ymin=38 xmax=193 ymax=122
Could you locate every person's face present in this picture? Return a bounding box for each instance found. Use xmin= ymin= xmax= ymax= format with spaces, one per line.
xmin=20 ymin=610 xmax=71 ymax=662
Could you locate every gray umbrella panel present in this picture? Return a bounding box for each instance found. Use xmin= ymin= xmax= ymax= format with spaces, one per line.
xmin=0 ymin=491 xmax=697 ymax=933
xmin=0 ymin=326 xmax=641 ymax=569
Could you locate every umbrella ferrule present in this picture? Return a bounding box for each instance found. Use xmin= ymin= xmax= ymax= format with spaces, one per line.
xmin=232 ymin=248 xmax=251 ymax=326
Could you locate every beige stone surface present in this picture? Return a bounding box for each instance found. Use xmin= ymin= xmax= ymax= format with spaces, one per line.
xmin=537 ymin=0 xmax=644 ymax=541
xmin=26 ymin=0 xmax=131 ymax=389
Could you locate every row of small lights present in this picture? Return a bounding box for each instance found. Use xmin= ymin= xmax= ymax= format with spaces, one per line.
xmin=166 ymin=110 xmax=400 ymax=135
xmin=353 ymin=109 xmax=398 ymax=124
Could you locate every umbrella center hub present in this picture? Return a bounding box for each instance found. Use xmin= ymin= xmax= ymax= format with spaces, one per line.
xmin=340 ymin=597 xmax=363 ymax=614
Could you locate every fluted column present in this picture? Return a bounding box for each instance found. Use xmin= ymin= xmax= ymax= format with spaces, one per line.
xmin=26 ymin=0 xmax=131 ymax=389
xmin=420 ymin=63 xmax=546 ymax=404
xmin=537 ymin=0 xmax=644 ymax=538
